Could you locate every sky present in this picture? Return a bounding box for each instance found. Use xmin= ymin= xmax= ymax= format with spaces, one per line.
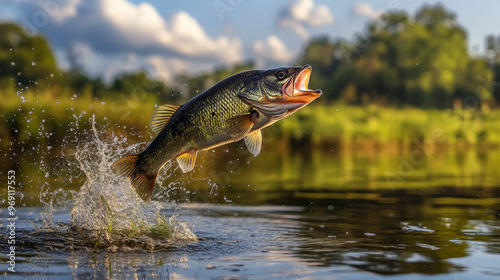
xmin=1 ymin=0 xmax=499 ymax=82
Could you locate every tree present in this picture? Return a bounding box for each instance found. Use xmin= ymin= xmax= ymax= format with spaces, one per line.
xmin=486 ymin=34 xmax=500 ymax=103
xmin=0 ymin=23 xmax=58 ymax=88
xmin=296 ymin=4 xmax=495 ymax=107
xmin=296 ymin=37 xmax=354 ymax=101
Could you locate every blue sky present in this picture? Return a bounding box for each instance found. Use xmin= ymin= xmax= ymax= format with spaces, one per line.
xmin=1 ymin=0 xmax=499 ymax=82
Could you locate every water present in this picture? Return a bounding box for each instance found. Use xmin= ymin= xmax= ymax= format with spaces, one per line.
xmin=1 ymin=117 xmax=500 ymax=279
xmin=69 ymin=117 xmax=196 ymax=242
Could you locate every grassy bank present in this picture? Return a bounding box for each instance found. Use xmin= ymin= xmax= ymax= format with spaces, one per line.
xmin=1 ymin=89 xmax=500 ymax=154
xmin=277 ymin=104 xmax=500 ymax=150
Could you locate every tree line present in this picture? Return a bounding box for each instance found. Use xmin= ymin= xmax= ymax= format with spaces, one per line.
xmin=298 ymin=4 xmax=498 ymax=108
xmin=1 ymin=4 xmax=499 ymax=109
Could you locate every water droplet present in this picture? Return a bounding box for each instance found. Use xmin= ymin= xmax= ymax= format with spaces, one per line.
xmin=336 ymin=109 xmax=338 ymax=112
xmin=32 ymin=61 xmax=36 ymax=66
xmin=50 ymin=74 xmax=54 ymax=77
xmin=73 ymin=94 xmax=77 ymax=98
xmin=101 ymin=101 xmax=105 ymax=105
xmin=57 ymin=100 xmax=60 ymax=104
xmin=17 ymin=72 xmax=22 ymax=76
xmin=9 ymin=48 xmax=12 ymax=52
xmin=10 ymin=62 xmax=15 ymax=66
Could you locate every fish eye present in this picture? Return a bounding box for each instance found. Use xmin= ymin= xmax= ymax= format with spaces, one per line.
xmin=275 ymin=69 xmax=286 ymax=80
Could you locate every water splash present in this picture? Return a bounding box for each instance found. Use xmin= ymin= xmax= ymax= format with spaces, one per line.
xmin=69 ymin=115 xmax=197 ymax=243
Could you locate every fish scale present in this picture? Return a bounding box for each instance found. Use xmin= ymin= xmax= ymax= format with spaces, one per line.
xmin=112 ymin=65 xmax=321 ymax=201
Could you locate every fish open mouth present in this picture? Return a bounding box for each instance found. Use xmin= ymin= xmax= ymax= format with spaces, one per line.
xmin=242 ymin=65 xmax=322 ymax=120
xmin=284 ymin=65 xmax=322 ymax=99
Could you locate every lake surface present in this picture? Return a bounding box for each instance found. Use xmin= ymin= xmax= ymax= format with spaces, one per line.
xmin=1 ymin=136 xmax=500 ymax=279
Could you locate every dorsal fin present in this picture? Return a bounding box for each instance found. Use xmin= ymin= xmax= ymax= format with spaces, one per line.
xmin=150 ymin=104 xmax=182 ymax=134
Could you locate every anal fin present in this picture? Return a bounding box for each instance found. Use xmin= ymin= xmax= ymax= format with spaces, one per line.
xmin=244 ymin=130 xmax=262 ymax=157
xmin=176 ymin=150 xmax=197 ymax=173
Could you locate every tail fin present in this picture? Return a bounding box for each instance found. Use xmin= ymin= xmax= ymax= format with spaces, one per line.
xmin=111 ymin=155 xmax=157 ymax=201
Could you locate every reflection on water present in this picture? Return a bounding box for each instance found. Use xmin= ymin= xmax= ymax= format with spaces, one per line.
xmin=1 ymin=145 xmax=499 ymax=278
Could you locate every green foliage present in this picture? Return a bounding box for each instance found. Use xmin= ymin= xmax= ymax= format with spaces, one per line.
xmin=111 ymin=71 xmax=175 ymax=102
xmin=276 ymin=104 xmax=500 ymax=149
xmin=100 ymin=195 xmax=116 ymax=235
xmin=0 ymin=23 xmax=58 ymax=88
xmin=1 ymin=5 xmax=498 ymax=109
xmin=2 ymin=4 xmax=500 ymax=156
xmin=299 ymin=4 xmax=495 ymax=108
xmin=485 ymin=34 xmax=500 ymax=104
xmin=297 ymin=37 xmax=354 ymax=100
xmin=0 ymin=23 xmax=177 ymax=103
xmin=100 ymin=195 xmax=170 ymax=238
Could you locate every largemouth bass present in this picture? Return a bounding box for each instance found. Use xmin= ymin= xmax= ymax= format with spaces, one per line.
xmin=112 ymin=65 xmax=322 ymax=201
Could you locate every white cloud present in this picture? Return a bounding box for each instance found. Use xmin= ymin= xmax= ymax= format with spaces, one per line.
xmin=99 ymin=0 xmax=167 ymax=48
xmin=96 ymin=0 xmax=243 ymax=64
xmin=15 ymin=0 xmax=243 ymax=78
xmin=165 ymin=12 xmax=243 ymax=64
xmin=147 ymin=56 xmax=190 ymax=81
xmin=36 ymin=0 xmax=81 ymax=23
xmin=353 ymin=3 xmax=384 ymax=20
xmin=279 ymin=0 xmax=334 ymax=39
xmin=253 ymin=36 xmax=295 ymax=68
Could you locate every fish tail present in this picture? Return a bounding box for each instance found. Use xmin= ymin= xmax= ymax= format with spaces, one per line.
xmin=111 ymin=154 xmax=157 ymax=201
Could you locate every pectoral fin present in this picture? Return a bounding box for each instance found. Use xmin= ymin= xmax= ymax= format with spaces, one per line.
xmin=244 ymin=130 xmax=262 ymax=157
xmin=176 ymin=151 xmax=197 ymax=173
xmin=227 ymin=111 xmax=259 ymax=141
xmin=150 ymin=104 xmax=182 ymax=134
xmin=227 ymin=116 xmax=253 ymax=141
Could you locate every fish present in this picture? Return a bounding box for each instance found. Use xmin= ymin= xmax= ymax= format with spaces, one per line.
xmin=112 ymin=65 xmax=322 ymax=201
